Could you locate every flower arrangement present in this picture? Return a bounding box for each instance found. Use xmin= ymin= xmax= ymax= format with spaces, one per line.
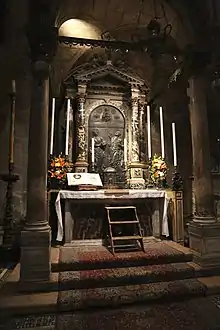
xmin=48 ymin=154 xmax=70 ymax=188
xmin=149 ymin=154 xmax=168 ymax=188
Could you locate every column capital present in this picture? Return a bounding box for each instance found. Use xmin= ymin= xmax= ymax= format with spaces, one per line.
xmin=76 ymin=93 xmax=86 ymax=104
xmin=77 ymin=80 xmax=88 ymax=95
xmin=139 ymin=93 xmax=146 ymax=103
xmin=27 ymin=1 xmax=58 ymax=63
xmin=139 ymin=96 xmax=146 ymax=110
xmin=185 ymin=48 xmax=211 ymax=76
xmin=131 ymin=97 xmax=139 ymax=107
xmin=131 ymin=87 xmax=140 ymax=99
xmin=187 ymin=75 xmax=208 ymax=105
xmin=27 ymin=23 xmax=58 ymax=64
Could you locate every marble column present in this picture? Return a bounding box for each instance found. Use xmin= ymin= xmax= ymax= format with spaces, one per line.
xmin=188 ymin=75 xmax=220 ymax=267
xmin=20 ymin=60 xmax=51 ymax=283
xmin=20 ymin=18 xmax=58 ymax=282
xmin=75 ymin=82 xmax=88 ymax=173
xmin=139 ymin=95 xmax=146 ymax=163
xmin=66 ymin=98 xmax=74 ymax=161
xmin=128 ymin=87 xmax=145 ymax=189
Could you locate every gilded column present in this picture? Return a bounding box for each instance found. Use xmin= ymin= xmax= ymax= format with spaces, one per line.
xmin=75 ymin=82 xmax=88 ymax=173
xmin=128 ymin=87 xmax=145 ymax=189
xmin=20 ymin=16 xmax=58 ymax=283
xmin=187 ymin=74 xmax=220 ymax=267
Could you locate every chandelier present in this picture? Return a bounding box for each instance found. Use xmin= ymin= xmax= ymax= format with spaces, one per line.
xmin=58 ymin=0 xmax=175 ymax=58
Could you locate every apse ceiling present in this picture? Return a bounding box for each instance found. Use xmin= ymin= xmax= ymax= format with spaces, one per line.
xmin=51 ymin=0 xmax=207 ymax=98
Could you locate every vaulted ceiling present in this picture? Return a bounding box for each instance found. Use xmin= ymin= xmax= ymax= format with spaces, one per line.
xmin=28 ymin=0 xmax=216 ymax=104
xmin=51 ymin=0 xmax=194 ymax=96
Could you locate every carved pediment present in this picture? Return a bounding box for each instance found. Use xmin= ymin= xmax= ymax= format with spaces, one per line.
xmin=91 ymin=74 xmax=126 ymax=87
xmin=70 ymin=60 xmax=146 ymax=88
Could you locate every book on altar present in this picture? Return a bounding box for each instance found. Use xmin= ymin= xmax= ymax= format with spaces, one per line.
xmin=67 ymin=173 xmax=103 ymax=187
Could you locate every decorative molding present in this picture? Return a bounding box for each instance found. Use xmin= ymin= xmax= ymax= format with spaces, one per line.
xmin=69 ymin=60 xmax=147 ymax=89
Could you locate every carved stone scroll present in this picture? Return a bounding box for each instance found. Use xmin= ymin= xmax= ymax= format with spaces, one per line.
xmin=75 ymin=82 xmax=88 ymax=172
xmin=127 ymin=88 xmax=146 ymax=189
xmin=139 ymin=97 xmax=146 ymax=162
xmin=131 ymin=96 xmax=140 ymax=162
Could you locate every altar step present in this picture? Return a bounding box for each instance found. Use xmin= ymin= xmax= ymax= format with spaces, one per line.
xmin=57 ymin=262 xmax=208 ymax=291
xmin=2 ymin=241 xmax=220 ymax=318
xmin=2 ymin=268 xmax=220 ymax=317
xmin=57 ymin=278 xmax=207 ymax=313
xmin=52 ymin=240 xmax=193 ymax=272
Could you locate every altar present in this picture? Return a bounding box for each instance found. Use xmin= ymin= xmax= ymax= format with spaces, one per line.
xmin=47 ymin=58 xmax=184 ymax=248
xmin=51 ymin=188 xmax=184 ymax=245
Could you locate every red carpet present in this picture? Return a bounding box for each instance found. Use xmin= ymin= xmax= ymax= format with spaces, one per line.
xmin=56 ymin=241 xmax=191 ymax=272
xmin=55 ymin=242 xmax=205 ymax=312
xmin=59 ymin=262 xmax=195 ymax=290
xmin=57 ymin=278 xmax=206 ymax=312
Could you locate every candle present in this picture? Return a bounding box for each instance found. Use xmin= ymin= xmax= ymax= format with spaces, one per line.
xmin=12 ymin=80 xmax=16 ymax=94
xmin=172 ymin=122 xmax=177 ymax=167
xmin=91 ymin=137 xmax=95 ymax=163
xmin=159 ymin=106 xmax=165 ymax=159
xmin=147 ymin=105 xmax=152 ymax=159
xmin=49 ymin=98 xmax=55 ymax=155
xmin=65 ymin=99 xmax=70 ymax=155
xmin=9 ymin=86 xmax=16 ymax=164
xmin=124 ymin=138 xmax=127 ymax=164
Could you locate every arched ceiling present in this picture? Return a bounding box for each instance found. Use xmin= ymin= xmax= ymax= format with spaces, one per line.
xmin=51 ymin=0 xmax=211 ymax=98
xmin=56 ymin=0 xmax=191 ymax=46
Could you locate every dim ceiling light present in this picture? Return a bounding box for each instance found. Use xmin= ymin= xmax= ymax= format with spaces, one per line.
xmin=59 ymin=19 xmax=101 ymax=40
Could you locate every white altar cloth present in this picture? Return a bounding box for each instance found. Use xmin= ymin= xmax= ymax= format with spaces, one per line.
xmin=55 ymin=189 xmax=170 ymax=242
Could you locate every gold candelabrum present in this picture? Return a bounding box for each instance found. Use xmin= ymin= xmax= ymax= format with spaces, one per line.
xmin=0 ymin=81 xmax=19 ymax=255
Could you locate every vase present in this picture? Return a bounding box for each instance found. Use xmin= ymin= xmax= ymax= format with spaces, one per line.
xmin=155 ymin=179 xmax=167 ymax=189
xmin=48 ymin=178 xmax=67 ymax=190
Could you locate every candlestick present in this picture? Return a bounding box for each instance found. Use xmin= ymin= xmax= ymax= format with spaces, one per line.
xmin=91 ymin=137 xmax=95 ymax=163
xmin=124 ymin=138 xmax=127 ymax=164
xmin=159 ymin=106 xmax=165 ymax=159
xmin=50 ymin=98 xmax=55 ymax=155
xmin=0 ymin=86 xmax=19 ymax=254
xmin=147 ymin=105 xmax=152 ymax=159
xmin=9 ymin=84 xmax=16 ymax=164
xmin=12 ymin=80 xmax=16 ymax=94
xmin=65 ymin=99 xmax=70 ymax=156
xmin=172 ymin=122 xmax=177 ymax=167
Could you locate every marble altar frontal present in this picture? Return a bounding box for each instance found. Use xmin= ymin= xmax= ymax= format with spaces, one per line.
xmin=54 ymin=189 xmax=170 ymax=243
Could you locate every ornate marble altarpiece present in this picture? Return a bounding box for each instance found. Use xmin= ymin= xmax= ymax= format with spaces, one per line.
xmin=50 ymin=59 xmax=184 ymax=245
xmin=63 ymin=58 xmax=149 ymax=189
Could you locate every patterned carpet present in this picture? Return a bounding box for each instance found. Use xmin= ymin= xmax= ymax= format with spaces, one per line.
xmin=58 ymin=262 xmax=195 ymax=290
xmin=57 ymin=241 xmax=191 ymax=272
xmin=57 ymin=278 xmax=206 ymax=312
xmin=56 ymin=242 xmax=204 ymax=311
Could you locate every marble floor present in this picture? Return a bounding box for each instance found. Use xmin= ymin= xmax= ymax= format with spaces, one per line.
xmin=4 ymin=295 xmax=220 ymax=330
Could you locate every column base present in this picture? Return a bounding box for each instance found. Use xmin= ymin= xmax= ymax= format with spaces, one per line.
xmin=128 ymin=162 xmax=145 ymax=189
xmin=20 ymin=227 xmax=51 ymax=283
xmin=74 ymin=161 xmax=88 ymax=173
xmin=128 ymin=178 xmax=145 ymax=189
xmin=0 ymin=225 xmax=3 ymax=246
xmin=188 ymin=220 xmax=220 ymax=267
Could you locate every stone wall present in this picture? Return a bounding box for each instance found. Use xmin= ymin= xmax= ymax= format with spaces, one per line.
xmin=0 ymin=0 xmax=30 ymax=224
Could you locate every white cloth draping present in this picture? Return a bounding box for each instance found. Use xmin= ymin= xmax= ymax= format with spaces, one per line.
xmin=55 ymin=189 xmax=170 ymax=242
